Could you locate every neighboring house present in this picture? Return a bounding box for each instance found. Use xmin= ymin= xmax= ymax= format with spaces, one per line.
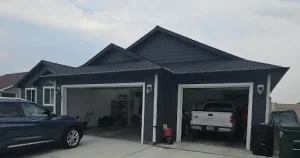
xmin=14 ymin=26 xmax=289 ymax=150
xmin=272 ymin=103 xmax=300 ymax=120
xmin=0 ymin=72 xmax=26 ymax=97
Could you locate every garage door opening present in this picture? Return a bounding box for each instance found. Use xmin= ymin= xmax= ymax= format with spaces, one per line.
xmin=61 ymin=83 xmax=145 ymax=143
xmin=177 ymin=83 xmax=253 ymax=150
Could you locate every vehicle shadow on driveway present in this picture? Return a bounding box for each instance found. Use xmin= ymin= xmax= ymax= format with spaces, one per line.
xmin=0 ymin=142 xmax=88 ymax=158
xmin=0 ymin=145 xmax=59 ymax=158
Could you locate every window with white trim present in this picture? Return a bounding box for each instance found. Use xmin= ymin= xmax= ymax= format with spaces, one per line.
xmin=25 ymin=88 xmax=36 ymax=102
xmin=43 ymin=87 xmax=55 ymax=106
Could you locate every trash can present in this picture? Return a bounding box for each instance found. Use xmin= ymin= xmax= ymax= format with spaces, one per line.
xmin=252 ymin=123 xmax=274 ymax=157
xmin=271 ymin=110 xmax=300 ymax=158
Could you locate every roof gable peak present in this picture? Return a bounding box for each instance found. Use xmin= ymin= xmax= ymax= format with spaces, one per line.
xmin=82 ymin=43 xmax=143 ymax=66
xmin=127 ymin=26 xmax=242 ymax=60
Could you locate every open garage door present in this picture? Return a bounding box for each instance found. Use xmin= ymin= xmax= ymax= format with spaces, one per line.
xmin=61 ymin=83 xmax=145 ymax=143
xmin=177 ymin=83 xmax=254 ymax=150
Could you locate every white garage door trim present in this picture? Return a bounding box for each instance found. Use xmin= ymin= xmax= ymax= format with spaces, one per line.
xmin=61 ymin=82 xmax=146 ymax=144
xmin=177 ymin=82 xmax=254 ymax=150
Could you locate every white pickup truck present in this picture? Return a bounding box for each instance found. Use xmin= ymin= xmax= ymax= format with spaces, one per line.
xmin=190 ymin=102 xmax=237 ymax=135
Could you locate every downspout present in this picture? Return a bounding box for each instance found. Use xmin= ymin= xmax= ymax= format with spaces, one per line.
xmin=49 ymin=79 xmax=57 ymax=114
xmin=152 ymin=74 xmax=158 ymax=143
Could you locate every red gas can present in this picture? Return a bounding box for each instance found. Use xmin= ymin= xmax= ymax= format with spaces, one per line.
xmin=164 ymin=128 xmax=172 ymax=137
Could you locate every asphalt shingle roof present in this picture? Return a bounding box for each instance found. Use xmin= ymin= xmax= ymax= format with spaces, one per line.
xmin=0 ymin=72 xmax=27 ymax=89
xmin=43 ymin=61 xmax=161 ymax=76
xmin=162 ymin=60 xmax=285 ymax=74
xmin=15 ymin=60 xmax=75 ymax=87
xmin=40 ymin=60 xmax=75 ymax=73
xmin=83 ymin=43 xmax=144 ymax=66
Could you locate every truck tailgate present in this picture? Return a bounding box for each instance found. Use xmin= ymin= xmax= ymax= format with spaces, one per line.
xmin=191 ymin=111 xmax=233 ymax=128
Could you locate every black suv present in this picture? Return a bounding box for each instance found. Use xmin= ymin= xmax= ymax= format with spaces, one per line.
xmin=0 ymin=98 xmax=83 ymax=152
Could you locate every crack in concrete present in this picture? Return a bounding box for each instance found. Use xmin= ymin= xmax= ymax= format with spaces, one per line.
xmin=121 ymin=146 xmax=154 ymax=158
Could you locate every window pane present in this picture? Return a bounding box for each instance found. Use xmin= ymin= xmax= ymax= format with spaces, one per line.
xmin=32 ymin=90 xmax=36 ymax=102
xmin=44 ymin=106 xmax=54 ymax=112
xmin=21 ymin=103 xmax=48 ymax=117
xmin=50 ymin=88 xmax=54 ymax=104
xmin=26 ymin=90 xmax=31 ymax=101
xmin=0 ymin=103 xmax=22 ymax=118
xmin=44 ymin=89 xmax=50 ymax=104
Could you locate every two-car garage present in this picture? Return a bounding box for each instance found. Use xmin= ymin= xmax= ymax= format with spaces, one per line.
xmin=60 ymin=83 xmax=146 ymax=143
xmin=59 ymin=82 xmax=264 ymax=150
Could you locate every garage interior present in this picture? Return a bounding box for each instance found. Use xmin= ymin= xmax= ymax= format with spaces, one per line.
xmin=66 ymin=87 xmax=143 ymax=142
xmin=181 ymin=88 xmax=249 ymax=149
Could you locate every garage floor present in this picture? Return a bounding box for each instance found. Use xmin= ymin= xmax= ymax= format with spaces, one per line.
xmin=85 ymin=126 xmax=141 ymax=142
xmin=1 ymin=136 xmax=267 ymax=158
xmin=182 ymin=134 xmax=245 ymax=149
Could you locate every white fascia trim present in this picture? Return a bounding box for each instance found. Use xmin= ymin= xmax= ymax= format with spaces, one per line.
xmin=0 ymin=85 xmax=14 ymax=91
xmin=61 ymin=82 xmax=145 ymax=89
xmin=152 ymin=74 xmax=158 ymax=143
xmin=60 ymin=82 xmax=146 ymax=144
xmin=43 ymin=86 xmax=55 ymax=107
xmin=28 ymin=68 xmax=55 ymax=85
xmin=25 ymin=87 xmax=37 ymax=103
xmin=265 ymin=75 xmax=271 ymax=123
xmin=176 ymin=82 xmax=254 ymax=150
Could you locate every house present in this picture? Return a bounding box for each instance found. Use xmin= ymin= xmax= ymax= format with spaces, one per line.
xmin=0 ymin=72 xmax=26 ymax=97
xmin=15 ymin=26 xmax=289 ymax=150
xmin=272 ymin=103 xmax=300 ymax=120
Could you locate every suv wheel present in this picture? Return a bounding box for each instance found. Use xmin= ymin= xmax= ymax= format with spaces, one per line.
xmin=62 ymin=128 xmax=81 ymax=148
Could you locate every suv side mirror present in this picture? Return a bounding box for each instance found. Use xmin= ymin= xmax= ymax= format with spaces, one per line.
xmin=45 ymin=110 xmax=56 ymax=119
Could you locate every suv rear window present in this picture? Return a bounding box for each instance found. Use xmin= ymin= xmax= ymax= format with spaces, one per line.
xmin=0 ymin=102 xmax=23 ymax=118
xmin=203 ymin=103 xmax=234 ymax=112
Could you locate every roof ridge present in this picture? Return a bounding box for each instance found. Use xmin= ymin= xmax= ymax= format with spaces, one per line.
xmin=82 ymin=43 xmax=146 ymax=66
xmin=15 ymin=60 xmax=74 ymax=87
xmin=0 ymin=72 xmax=26 ymax=78
xmin=127 ymin=26 xmax=243 ymax=60
xmin=41 ymin=60 xmax=74 ymax=68
xmin=109 ymin=43 xmax=144 ymax=61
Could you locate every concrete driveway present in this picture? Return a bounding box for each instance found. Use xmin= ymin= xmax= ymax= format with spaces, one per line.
xmin=2 ymin=136 xmax=269 ymax=158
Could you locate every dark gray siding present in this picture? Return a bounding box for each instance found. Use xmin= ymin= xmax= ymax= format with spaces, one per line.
xmin=156 ymin=70 xmax=269 ymax=142
xmin=35 ymin=78 xmax=56 ymax=106
xmin=130 ymin=31 xmax=225 ymax=63
xmin=21 ymin=77 xmax=55 ymax=112
xmin=156 ymin=70 xmax=176 ymax=142
xmin=19 ymin=64 xmax=54 ymax=100
xmin=89 ymin=49 xmax=134 ymax=65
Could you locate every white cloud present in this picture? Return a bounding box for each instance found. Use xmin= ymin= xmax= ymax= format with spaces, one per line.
xmin=0 ymin=0 xmax=110 ymax=33
xmin=0 ymin=0 xmax=300 ymax=103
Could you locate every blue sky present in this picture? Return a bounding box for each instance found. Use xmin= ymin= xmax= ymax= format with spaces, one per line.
xmin=0 ymin=0 xmax=299 ymax=103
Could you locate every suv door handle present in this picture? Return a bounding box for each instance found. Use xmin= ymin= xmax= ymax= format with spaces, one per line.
xmin=30 ymin=119 xmax=38 ymax=122
xmin=208 ymin=114 xmax=213 ymax=116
